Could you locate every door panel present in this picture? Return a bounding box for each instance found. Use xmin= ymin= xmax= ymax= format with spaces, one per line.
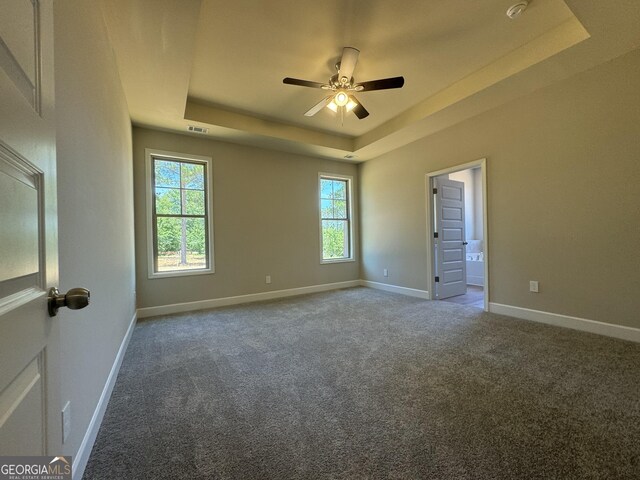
xmin=0 ymin=0 xmax=40 ymax=111
xmin=0 ymin=355 xmax=45 ymax=455
xmin=0 ymin=159 xmax=40 ymax=284
xmin=442 ymin=248 xmax=463 ymax=262
xmin=0 ymin=0 xmax=60 ymax=455
xmin=435 ymin=177 xmax=467 ymax=299
xmin=442 ymin=227 xmax=463 ymax=241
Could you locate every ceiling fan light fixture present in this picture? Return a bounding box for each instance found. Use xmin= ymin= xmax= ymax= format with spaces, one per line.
xmin=346 ymin=99 xmax=358 ymax=112
xmin=334 ymin=91 xmax=349 ymax=107
xmin=327 ymin=100 xmax=338 ymax=112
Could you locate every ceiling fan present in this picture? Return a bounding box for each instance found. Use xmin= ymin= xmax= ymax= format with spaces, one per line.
xmin=283 ymin=47 xmax=404 ymax=121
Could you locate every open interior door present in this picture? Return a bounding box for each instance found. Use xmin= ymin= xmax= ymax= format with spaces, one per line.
xmin=434 ymin=177 xmax=467 ymax=299
xmin=0 ymin=1 xmax=61 ymax=455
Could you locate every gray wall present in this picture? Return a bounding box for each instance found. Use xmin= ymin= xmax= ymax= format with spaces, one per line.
xmin=359 ymin=48 xmax=640 ymax=328
xmin=133 ymin=128 xmax=359 ymax=309
xmin=55 ymin=0 xmax=136 ymax=459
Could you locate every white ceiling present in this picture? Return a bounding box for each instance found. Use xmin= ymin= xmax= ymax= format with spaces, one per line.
xmin=100 ymin=0 xmax=640 ymax=161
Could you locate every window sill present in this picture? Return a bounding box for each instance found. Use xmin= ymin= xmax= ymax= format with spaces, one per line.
xmin=148 ymin=267 xmax=214 ymax=280
xmin=320 ymin=258 xmax=355 ymax=265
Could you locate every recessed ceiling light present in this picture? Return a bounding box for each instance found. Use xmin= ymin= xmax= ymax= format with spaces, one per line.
xmin=506 ymin=1 xmax=528 ymax=19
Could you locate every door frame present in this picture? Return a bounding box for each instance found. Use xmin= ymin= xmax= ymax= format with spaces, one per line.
xmin=425 ymin=158 xmax=489 ymax=311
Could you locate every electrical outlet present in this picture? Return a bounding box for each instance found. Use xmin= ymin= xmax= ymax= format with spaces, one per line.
xmin=62 ymin=401 xmax=71 ymax=443
xmin=383 ymin=268 xmax=388 ymax=277
xmin=265 ymin=275 xmax=271 ymax=284
xmin=529 ymin=280 xmax=539 ymax=293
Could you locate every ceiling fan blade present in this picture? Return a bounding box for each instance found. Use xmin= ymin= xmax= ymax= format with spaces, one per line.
xmin=356 ymin=76 xmax=405 ymax=91
xmin=351 ymin=97 xmax=369 ymax=119
xmin=338 ymin=47 xmax=359 ymax=84
xmin=304 ymin=95 xmax=333 ymax=117
xmin=283 ymin=77 xmax=327 ymax=89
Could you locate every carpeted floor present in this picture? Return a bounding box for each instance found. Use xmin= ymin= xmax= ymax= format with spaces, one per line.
xmin=83 ymin=287 xmax=640 ymax=479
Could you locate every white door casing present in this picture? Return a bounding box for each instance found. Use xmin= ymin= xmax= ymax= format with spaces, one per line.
xmin=434 ymin=177 xmax=467 ymax=299
xmin=0 ymin=0 xmax=61 ymax=455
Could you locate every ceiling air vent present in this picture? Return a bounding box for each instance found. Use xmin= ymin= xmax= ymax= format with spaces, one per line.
xmin=188 ymin=125 xmax=209 ymax=134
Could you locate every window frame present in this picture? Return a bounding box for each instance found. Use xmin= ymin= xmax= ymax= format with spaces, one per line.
xmin=145 ymin=148 xmax=215 ymax=279
xmin=318 ymin=172 xmax=355 ymax=264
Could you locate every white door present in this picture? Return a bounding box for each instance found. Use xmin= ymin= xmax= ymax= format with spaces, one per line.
xmin=0 ymin=1 xmax=61 ymax=455
xmin=434 ymin=177 xmax=467 ymax=299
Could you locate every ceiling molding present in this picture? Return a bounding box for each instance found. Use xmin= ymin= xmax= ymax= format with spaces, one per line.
xmin=184 ymin=99 xmax=354 ymax=152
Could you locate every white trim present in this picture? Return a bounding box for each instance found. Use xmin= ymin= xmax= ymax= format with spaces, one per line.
xmin=137 ymin=280 xmax=361 ymax=319
xmin=360 ymin=280 xmax=430 ymax=299
xmin=489 ymin=303 xmax=640 ymax=343
xmin=318 ymin=172 xmax=355 ymax=264
xmin=72 ymin=312 xmax=137 ymax=480
xmin=425 ymin=158 xmax=489 ymax=311
xmin=425 ymin=159 xmax=487 ymax=178
xmin=320 ymin=257 xmax=356 ymax=264
xmin=145 ymin=148 xmax=215 ymax=279
xmin=147 ymin=267 xmax=213 ymax=280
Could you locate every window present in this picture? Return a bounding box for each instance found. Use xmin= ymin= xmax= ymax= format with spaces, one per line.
xmin=146 ymin=149 xmax=214 ymax=278
xmin=319 ymin=174 xmax=353 ymax=263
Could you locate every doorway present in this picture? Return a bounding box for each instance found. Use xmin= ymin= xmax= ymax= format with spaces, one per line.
xmin=426 ymin=159 xmax=488 ymax=310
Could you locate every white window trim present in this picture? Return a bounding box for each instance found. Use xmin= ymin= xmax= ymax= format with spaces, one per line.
xmin=145 ymin=148 xmax=215 ymax=279
xmin=318 ymin=172 xmax=355 ymax=264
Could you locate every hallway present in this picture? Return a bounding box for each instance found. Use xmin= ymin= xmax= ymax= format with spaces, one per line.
xmin=441 ymin=285 xmax=484 ymax=309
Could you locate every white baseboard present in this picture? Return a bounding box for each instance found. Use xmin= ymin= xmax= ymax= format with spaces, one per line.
xmin=360 ymin=280 xmax=430 ymax=299
xmin=72 ymin=311 xmax=137 ymax=480
xmin=489 ymin=303 xmax=640 ymax=343
xmin=137 ymin=280 xmax=362 ymax=319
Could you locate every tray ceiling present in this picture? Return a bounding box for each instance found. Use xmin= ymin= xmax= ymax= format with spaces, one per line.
xmin=100 ymin=0 xmax=640 ymax=161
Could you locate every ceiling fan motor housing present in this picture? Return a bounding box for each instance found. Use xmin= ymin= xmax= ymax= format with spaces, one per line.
xmin=330 ymin=73 xmax=352 ymax=89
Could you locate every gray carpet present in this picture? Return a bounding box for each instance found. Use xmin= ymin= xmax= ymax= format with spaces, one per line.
xmin=83 ymin=287 xmax=640 ymax=479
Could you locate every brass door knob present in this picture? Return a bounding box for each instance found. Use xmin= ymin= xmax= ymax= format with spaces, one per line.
xmin=48 ymin=287 xmax=90 ymax=317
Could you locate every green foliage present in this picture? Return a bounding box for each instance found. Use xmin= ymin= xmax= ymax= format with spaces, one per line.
xmin=322 ymin=220 xmax=348 ymax=259
xmin=180 ymin=163 xmax=204 ymax=189
xmin=186 ymin=218 xmax=205 ymax=254
xmin=184 ymin=190 xmax=205 ymax=215
xmin=155 ymin=160 xmax=180 ymax=187
xmin=157 ymin=217 xmax=180 ymax=253
xmin=155 ymin=188 xmax=181 ymax=214
xmin=155 ymin=217 xmax=205 ymax=256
